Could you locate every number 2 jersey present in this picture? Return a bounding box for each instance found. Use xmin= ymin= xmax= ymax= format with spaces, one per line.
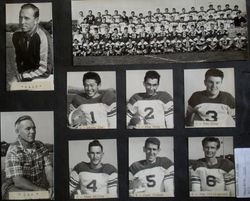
xmin=70 ymin=89 xmax=116 ymax=128
xmin=129 ymin=157 xmax=174 ymax=194
xmin=190 ymin=158 xmax=235 ymax=196
xmin=187 ymin=90 xmax=235 ymax=126
xmin=127 ymin=91 xmax=174 ymax=128
xmin=70 ymin=162 xmax=118 ymax=196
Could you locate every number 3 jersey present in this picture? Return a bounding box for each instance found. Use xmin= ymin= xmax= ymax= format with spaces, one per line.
xmin=127 ymin=91 xmax=174 ymax=128
xmin=187 ymin=90 xmax=235 ymax=126
xmin=70 ymin=89 xmax=116 ymax=128
xmin=70 ymin=162 xmax=118 ymax=196
xmin=190 ymin=158 xmax=235 ymax=195
xmin=129 ymin=157 xmax=174 ymax=194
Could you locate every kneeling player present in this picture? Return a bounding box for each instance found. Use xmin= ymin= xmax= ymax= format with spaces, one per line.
xmin=190 ymin=137 xmax=235 ymax=197
xmin=129 ymin=137 xmax=174 ymax=196
xmin=68 ymin=72 xmax=116 ymax=129
xmin=69 ymin=140 xmax=118 ymax=198
xmin=185 ymin=68 xmax=235 ymax=127
xmin=127 ymin=71 xmax=173 ymax=129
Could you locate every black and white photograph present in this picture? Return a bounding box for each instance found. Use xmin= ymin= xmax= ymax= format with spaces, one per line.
xmin=6 ymin=3 xmax=54 ymax=91
xmin=71 ymin=0 xmax=248 ymax=66
xmin=67 ymin=71 xmax=116 ymax=129
xmin=1 ymin=112 xmax=54 ymax=200
xmin=68 ymin=139 xmax=118 ymax=199
xmin=126 ymin=69 xmax=173 ymax=129
xmin=129 ymin=137 xmax=174 ymax=197
xmin=184 ymin=68 xmax=235 ymax=128
xmin=189 ymin=136 xmax=235 ymax=197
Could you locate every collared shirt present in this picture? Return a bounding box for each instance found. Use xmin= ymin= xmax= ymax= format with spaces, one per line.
xmin=5 ymin=138 xmax=51 ymax=188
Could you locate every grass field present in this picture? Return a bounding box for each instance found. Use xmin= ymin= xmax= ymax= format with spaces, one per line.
xmin=73 ymin=48 xmax=249 ymax=66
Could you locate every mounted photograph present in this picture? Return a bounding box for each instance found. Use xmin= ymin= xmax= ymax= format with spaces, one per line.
xmin=71 ymin=0 xmax=248 ymax=66
xmin=6 ymin=3 xmax=54 ymax=91
xmin=1 ymin=111 xmax=54 ymax=200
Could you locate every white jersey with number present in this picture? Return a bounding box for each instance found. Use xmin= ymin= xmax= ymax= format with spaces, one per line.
xmin=190 ymin=158 xmax=235 ymax=196
xmin=127 ymin=91 xmax=173 ymax=128
xmin=129 ymin=157 xmax=174 ymax=194
xmin=187 ymin=90 xmax=235 ymax=126
xmin=70 ymin=89 xmax=116 ymax=128
xmin=70 ymin=162 xmax=118 ymax=196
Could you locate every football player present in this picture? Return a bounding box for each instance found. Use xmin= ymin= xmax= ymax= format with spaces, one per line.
xmin=185 ymin=68 xmax=235 ymax=127
xmin=127 ymin=70 xmax=174 ymax=129
xmin=69 ymin=140 xmax=118 ymax=198
xmin=190 ymin=137 xmax=235 ymax=196
xmin=68 ymin=72 xmax=116 ymax=129
xmin=129 ymin=137 xmax=174 ymax=196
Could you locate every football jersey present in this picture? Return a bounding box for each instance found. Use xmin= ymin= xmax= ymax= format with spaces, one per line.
xmin=187 ymin=90 xmax=235 ymax=126
xmin=70 ymin=162 xmax=118 ymax=196
xmin=127 ymin=91 xmax=173 ymax=128
xmin=129 ymin=157 xmax=174 ymax=194
xmin=70 ymin=89 xmax=116 ymax=128
xmin=190 ymin=158 xmax=235 ymax=195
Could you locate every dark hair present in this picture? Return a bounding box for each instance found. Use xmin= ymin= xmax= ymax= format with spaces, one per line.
xmin=205 ymin=68 xmax=224 ymax=80
xmin=144 ymin=137 xmax=160 ymax=149
xmin=88 ymin=140 xmax=103 ymax=152
xmin=144 ymin=70 xmax=160 ymax=83
xmin=202 ymin=137 xmax=220 ymax=149
xmin=15 ymin=115 xmax=34 ymax=127
xmin=21 ymin=3 xmax=39 ymax=18
xmin=82 ymin=72 xmax=101 ymax=85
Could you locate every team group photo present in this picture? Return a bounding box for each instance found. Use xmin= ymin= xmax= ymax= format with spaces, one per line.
xmin=72 ymin=0 xmax=248 ymax=65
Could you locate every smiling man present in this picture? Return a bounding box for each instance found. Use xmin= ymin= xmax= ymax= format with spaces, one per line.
xmin=127 ymin=70 xmax=173 ymax=129
xmin=129 ymin=137 xmax=174 ymax=196
xmin=12 ymin=3 xmax=53 ymax=82
xmin=3 ymin=115 xmax=54 ymax=199
xmin=69 ymin=140 xmax=118 ymax=198
xmin=185 ymin=68 xmax=235 ymax=127
xmin=190 ymin=137 xmax=235 ymax=196
xmin=68 ymin=71 xmax=116 ymax=129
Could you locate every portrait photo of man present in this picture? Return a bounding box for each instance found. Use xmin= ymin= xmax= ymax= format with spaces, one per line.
xmin=126 ymin=70 xmax=174 ymax=129
xmin=129 ymin=137 xmax=174 ymax=197
xmin=185 ymin=68 xmax=235 ymax=128
xmin=69 ymin=139 xmax=118 ymax=199
xmin=6 ymin=3 xmax=54 ymax=91
xmin=189 ymin=136 xmax=235 ymax=197
xmin=67 ymin=71 xmax=116 ymax=129
xmin=1 ymin=112 xmax=54 ymax=200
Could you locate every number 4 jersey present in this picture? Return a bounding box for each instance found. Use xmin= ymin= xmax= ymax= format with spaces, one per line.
xmin=70 ymin=162 xmax=118 ymax=196
xmin=127 ymin=91 xmax=174 ymax=128
xmin=70 ymin=89 xmax=116 ymax=128
xmin=187 ymin=90 xmax=235 ymax=127
xmin=129 ymin=157 xmax=174 ymax=195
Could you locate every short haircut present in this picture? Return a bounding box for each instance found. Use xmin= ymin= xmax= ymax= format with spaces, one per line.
xmin=205 ymin=68 xmax=224 ymax=80
xmin=21 ymin=3 xmax=39 ymax=18
xmin=15 ymin=115 xmax=34 ymax=128
xmin=144 ymin=70 xmax=160 ymax=83
xmin=82 ymin=72 xmax=101 ymax=85
xmin=202 ymin=137 xmax=221 ymax=149
xmin=144 ymin=137 xmax=160 ymax=149
xmin=88 ymin=140 xmax=103 ymax=152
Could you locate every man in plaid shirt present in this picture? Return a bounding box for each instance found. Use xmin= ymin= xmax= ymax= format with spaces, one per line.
xmin=3 ymin=115 xmax=54 ymax=199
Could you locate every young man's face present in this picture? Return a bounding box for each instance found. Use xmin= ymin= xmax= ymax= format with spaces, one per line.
xmin=84 ymin=79 xmax=100 ymax=98
xmin=204 ymin=76 xmax=223 ymax=97
xmin=19 ymin=8 xmax=38 ymax=33
xmin=144 ymin=78 xmax=159 ymax=96
xmin=144 ymin=143 xmax=159 ymax=163
xmin=203 ymin=141 xmax=218 ymax=159
xmin=16 ymin=120 xmax=36 ymax=143
xmin=88 ymin=146 xmax=103 ymax=167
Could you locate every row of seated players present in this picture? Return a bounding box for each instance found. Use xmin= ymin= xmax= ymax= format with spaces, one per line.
xmin=73 ymin=33 xmax=247 ymax=56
